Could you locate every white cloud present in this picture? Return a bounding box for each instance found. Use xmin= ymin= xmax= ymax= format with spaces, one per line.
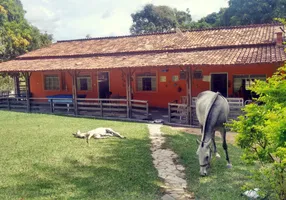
xmin=21 ymin=0 xmax=229 ymax=40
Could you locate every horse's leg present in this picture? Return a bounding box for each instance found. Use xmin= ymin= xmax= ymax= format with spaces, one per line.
xmin=212 ymin=131 xmax=220 ymax=158
xmin=221 ymin=127 xmax=232 ymax=168
xmin=86 ymin=133 xmax=94 ymax=144
xmin=107 ymin=128 xmax=125 ymax=138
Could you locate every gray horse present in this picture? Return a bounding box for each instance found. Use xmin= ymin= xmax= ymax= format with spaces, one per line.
xmin=195 ymin=90 xmax=232 ymax=176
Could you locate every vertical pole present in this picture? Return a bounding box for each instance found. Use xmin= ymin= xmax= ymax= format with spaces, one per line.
xmin=50 ymin=99 xmax=54 ymax=113
xmin=7 ymin=98 xmax=10 ymax=110
xmin=25 ymin=72 xmax=31 ymax=112
xmin=186 ymin=66 xmax=192 ymax=125
xmin=100 ymin=100 xmax=103 ymax=117
xmin=128 ymin=69 xmax=132 ymax=118
xmin=14 ymin=73 xmax=20 ymax=97
xmin=72 ymin=71 xmax=78 ymax=116
xmin=125 ymin=69 xmax=132 ymax=118
xmin=168 ymin=103 xmax=171 ymax=123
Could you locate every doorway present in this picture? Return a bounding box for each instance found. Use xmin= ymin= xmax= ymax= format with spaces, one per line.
xmin=211 ymin=73 xmax=227 ymax=97
xmin=98 ymin=72 xmax=110 ymax=98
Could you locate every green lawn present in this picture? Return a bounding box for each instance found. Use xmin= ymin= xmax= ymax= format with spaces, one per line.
xmin=0 ymin=111 xmax=162 ymax=200
xmin=161 ymin=126 xmax=252 ymax=200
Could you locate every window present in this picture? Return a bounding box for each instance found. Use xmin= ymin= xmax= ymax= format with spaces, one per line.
xmin=77 ymin=75 xmax=91 ymax=91
xmin=193 ymin=70 xmax=203 ymax=79
xmin=136 ymin=73 xmax=156 ymax=91
xmin=233 ymin=75 xmax=266 ymax=93
xmin=44 ymin=75 xmax=60 ymax=90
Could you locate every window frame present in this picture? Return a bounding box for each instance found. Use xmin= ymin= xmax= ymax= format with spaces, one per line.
xmin=76 ymin=74 xmax=92 ymax=91
xmin=233 ymin=74 xmax=266 ymax=93
xmin=43 ymin=74 xmax=60 ymax=91
xmin=135 ymin=72 xmax=157 ymax=92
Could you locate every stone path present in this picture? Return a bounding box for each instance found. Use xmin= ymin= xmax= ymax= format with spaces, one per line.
xmin=148 ymin=124 xmax=194 ymax=200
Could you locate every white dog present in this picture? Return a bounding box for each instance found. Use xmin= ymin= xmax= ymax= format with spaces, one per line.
xmin=73 ymin=128 xmax=125 ymax=144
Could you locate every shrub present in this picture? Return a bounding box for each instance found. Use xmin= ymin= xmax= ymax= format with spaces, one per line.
xmin=0 ymin=74 xmax=13 ymax=92
xmin=228 ymin=66 xmax=286 ymax=199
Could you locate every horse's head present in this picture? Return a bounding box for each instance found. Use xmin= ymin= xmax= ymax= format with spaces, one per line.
xmin=72 ymin=130 xmax=81 ymax=137
xmin=196 ymin=139 xmax=212 ymax=176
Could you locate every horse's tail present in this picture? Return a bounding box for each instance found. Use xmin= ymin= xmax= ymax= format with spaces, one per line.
xmin=202 ymin=92 xmax=220 ymax=142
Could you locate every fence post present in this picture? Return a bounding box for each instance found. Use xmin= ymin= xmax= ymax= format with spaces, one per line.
xmin=146 ymin=102 xmax=149 ymax=119
xmin=126 ymin=99 xmax=130 ymax=118
xmin=50 ymin=99 xmax=53 ymax=113
xmin=168 ymin=104 xmax=171 ymax=123
xmin=7 ymin=98 xmax=10 ymax=110
xmin=100 ymin=100 xmax=103 ymax=117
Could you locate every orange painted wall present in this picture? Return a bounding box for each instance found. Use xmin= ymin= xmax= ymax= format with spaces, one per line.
xmin=131 ymin=67 xmax=187 ymax=107
xmin=29 ymin=63 xmax=282 ymax=108
xmin=191 ymin=63 xmax=281 ymax=97
xmin=30 ymin=69 xmax=126 ymax=99
xmin=30 ymin=71 xmax=98 ymax=98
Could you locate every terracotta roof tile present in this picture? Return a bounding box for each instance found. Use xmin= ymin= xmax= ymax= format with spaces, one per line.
xmin=0 ymin=45 xmax=284 ymax=72
xmin=18 ymin=24 xmax=282 ymax=58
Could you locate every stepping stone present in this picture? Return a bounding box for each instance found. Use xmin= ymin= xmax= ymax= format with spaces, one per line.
xmin=162 ymin=194 xmax=176 ymax=200
xmin=148 ymin=124 xmax=194 ymax=200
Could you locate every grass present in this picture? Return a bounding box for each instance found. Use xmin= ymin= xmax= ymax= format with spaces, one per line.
xmin=0 ymin=111 xmax=162 ymax=200
xmin=161 ymin=126 xmax=253 ymax=200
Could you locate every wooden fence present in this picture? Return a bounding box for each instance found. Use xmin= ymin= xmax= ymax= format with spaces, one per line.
xmin=0 ymin=91 xmax=10 ymax=97
xmin=168 ymin=97 xmax=244 ymax=126
xmin=0 ymin=96 xmax=149 ymax=120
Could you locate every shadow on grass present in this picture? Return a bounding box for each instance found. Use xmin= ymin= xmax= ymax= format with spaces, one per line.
xmin=162 ymin=128 xmax=251 ymax=200
xmin=0 ymin=138 xmax=162 ymax=200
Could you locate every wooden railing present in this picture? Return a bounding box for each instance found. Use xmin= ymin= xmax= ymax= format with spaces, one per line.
xmin=0 ymin=91 xmax=10 ymax=97
xmin=168 ymin=103 xmax=189 ymax=124
xmin=131 ymin=100 xmax=149 ymax=119
xmin=168 ymin=97 xmax=244 ymax=126
xmin=0 ymin=96 xmax=149 ymax=120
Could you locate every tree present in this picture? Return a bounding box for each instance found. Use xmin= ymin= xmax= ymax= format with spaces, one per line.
xmin=0 ymin=0 xmax=53 ymax=92
xmin=130 ymin=4 xmax=192 ymax=34
xmin=198 ymin=8 xmax=227 ymax=27
xmin=228 ymin=66 xmax=286 ymax=199
xmin=200 ymin=0 xmax=286 ymax=27
xmin=0 ymin=0 xmax=53 ymax=61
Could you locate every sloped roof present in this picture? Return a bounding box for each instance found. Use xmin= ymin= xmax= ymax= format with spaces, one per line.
xmin=0 ymin=23 xmax=285 ymax=72
xmin=19 ymin=24 xmax=280 ymax=58
xmin=1 ymin=46 xmax=285 ymax=72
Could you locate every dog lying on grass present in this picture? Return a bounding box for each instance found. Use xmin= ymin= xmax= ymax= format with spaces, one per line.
xmin=73 ymin=128 xmax=126 ymax=144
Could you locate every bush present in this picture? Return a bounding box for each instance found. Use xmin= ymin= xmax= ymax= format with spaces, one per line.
xmin=228 ymin=66 xmax=286 ymax=200
xmin=0 ymin=74 xmax=14 ymax=92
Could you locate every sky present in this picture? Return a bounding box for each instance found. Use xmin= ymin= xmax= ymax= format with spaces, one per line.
xmin=21 ymin=0 xmax=229 ymax=41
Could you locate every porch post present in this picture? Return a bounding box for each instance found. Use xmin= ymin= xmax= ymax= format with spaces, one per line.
xmin=13 ymin=73 xmax=20 ymax=97
xmin=186 ymin=66 xmax=192 ymax=125
xmin=24 ymin=72 xmax=31 ymax=112
xmin=72 ymin=71 xmax=78 ymax=116
xmin=125 ymin=68 xmax=132 ymax=118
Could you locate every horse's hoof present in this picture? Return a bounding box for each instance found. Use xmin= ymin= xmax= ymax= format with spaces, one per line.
xmin=226 ymin=163 xmax=232 ymax=168
xmin=215 ymin=153 xmax=221 ymax=158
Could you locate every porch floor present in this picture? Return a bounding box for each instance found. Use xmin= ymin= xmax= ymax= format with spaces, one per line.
xmin=148 ymin=107 xmax=169 ymax=123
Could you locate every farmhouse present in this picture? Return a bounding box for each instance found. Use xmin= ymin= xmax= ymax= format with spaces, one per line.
xmin=0 ymin=23 xmax=285 ymax=125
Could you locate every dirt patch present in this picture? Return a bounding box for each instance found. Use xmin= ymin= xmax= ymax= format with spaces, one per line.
xmin=169 ymin=127 xmax=237 ymax=144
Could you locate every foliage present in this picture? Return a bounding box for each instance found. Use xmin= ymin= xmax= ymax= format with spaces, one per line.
xmin=0 ymin=74 xmax=13 ymax=91
xmin=130 ymin=4 xmax=193 ymax=34
xmin=129 ymin=0 xmax=286 ymax=34
xmin=228 ymin=66 xmax=286 ymax=199
xmin=0 ymin=0 xmax=53 ymax=61
xmin=201 ymin=0 xmax=286 ymax=27
xmin=161 ymin=126 xmax=252 ymax=200
xmin=0 ymin=111 xmax=162 ymax=199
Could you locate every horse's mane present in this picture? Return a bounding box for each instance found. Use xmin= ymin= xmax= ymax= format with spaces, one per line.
xmin=201 ymin=92 xmax=220 ymax=146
